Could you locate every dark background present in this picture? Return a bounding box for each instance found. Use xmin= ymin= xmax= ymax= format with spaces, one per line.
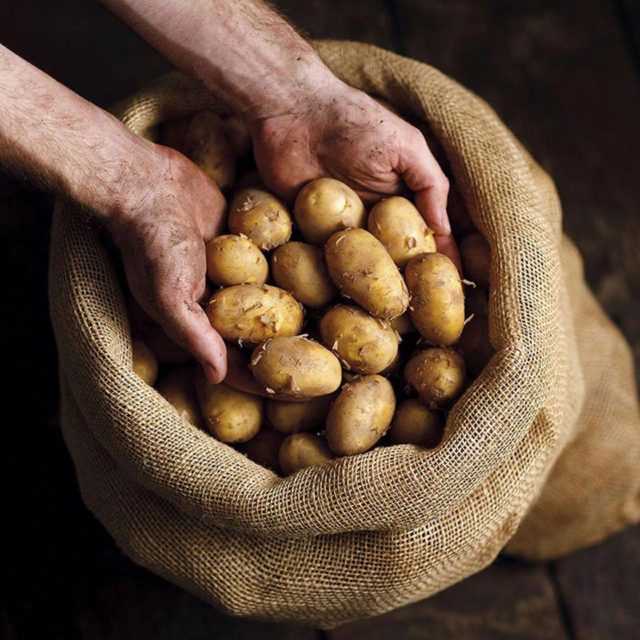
xmin=1 ymin=1 xmax=639 ymax=638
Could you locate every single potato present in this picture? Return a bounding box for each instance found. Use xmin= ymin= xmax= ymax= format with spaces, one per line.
xmin=319 ymin=305 xmax=398 ymax=374
xmin=182 ymin=110 xmax=236 ymax=191
xmin=325 ymin=228 xmax=409 ymax=321
xmin=156 ymin=366 xmax=204 ymax=430
xmin=206 ymin=284 xmax=304 ymax=345
xmin=266 ymin=394 xmax=334 ymax=434
xmin=389 ymin=399 xmax=444 ymax=448
xmin=132 ymin=337 xmax=158 ymax=386
xmin=205 ymin=234 xmax=268 ymax=287
xmin=367 ymin=196 xmax=436 ymax=268
xmin=404 ymin=348 xmax=466 ymax=407
xmin=278 ymin=432 xmax=334 ymax=476
xmin=293 ymin=178 xmax=366 ymax=245
xmin=237 ymin=427 xmax=284 ymax=473
xmin=271 ymin=242 xmax=338 ymax=308
xmin=390 ymin=311 xmax=415 ymax=335
xmin=250 ymin=336 xmax=342 ymax=397
xmin=228 ymin=187 xmax=292 ymax=250
xmin=196 ymin=373 xmax=263 ymax=443
xmin=459 ymin=312 xmax=494 ymax=378
xmin=405 ymin=252 xmax=465 ymax=345
xmin=325 ymin=375 xmax=396 ymax=455
xmin=460 ymin=232 xmax=491 ymax=290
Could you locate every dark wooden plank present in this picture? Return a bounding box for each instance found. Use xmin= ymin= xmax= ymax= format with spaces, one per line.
xmin=552 ymin=525 xmax=640 ymax=640
xmin=329 ymin=559 xmax=568 ymax=640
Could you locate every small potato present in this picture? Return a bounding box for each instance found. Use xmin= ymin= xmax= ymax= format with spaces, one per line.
xmin=206 ymin=284 xmax=304 ymax=345
xmin=460 ymin=232 xmax=491 ymax=290
xmin=205 ymin=234 xmax=268 ymax=286
xmin=279 ymin=433 xmax=334 ymax=476
xmin=229 ymin=188 xmax=292 ymax=250
xmin=325 ymin=228 xmax=409 ymax=321
xmin=132 ymin=338 xmax=158 ymax=385
xmin=325 ymin=375 xmax=396 ymax=456
xmin=294 ymin=178 xmax=366 ymax=245
xmin=237 ymin=427 xmax=284 ymax=473
xmin=390 ymin=311 xmax=415 ymax=335
xmin=319 ymin=305 xmax=398 ymax=374
xmin=196 ymin=374 xmax=263 ymax=443
xmin=156 ymin=367 xmax=204 ymax=430
xmin=250 ymin=336 xmax=342 ymax=397
xmin=266 ymin=394 xmax=334 ymax=434
xmin=405 ymin=252 xmax=465 ymax=346
xmin=160 ymin=116 xmax=190 ymax=150
xmin=459 ymin=312 xmax=494 ymax=378
xmin=367 ymin=196 xmax=436 ymax=268
xmin=182 ymin=111 xmax=236 ymax=191
xmin=404 ymin=348 xmax=466 ymax=407
xmin=271 ymin=242 xmax=338 ymax=308
xmin=389 ymin=399 xmax=444 ymax=448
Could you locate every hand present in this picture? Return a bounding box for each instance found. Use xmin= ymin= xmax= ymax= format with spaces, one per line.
xmin=107 ymin=145 xmax=228 ymax=383
xmin=249 ymin=79 xmax=460 ymax=268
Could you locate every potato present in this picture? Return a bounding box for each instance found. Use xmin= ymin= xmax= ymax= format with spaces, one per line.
xmin=132 ymin=338 xmax=158 ymax=385
xmin=250 ymin=336 xmax=342 ymax=397
xmin=229 ymin=187 xmax=292 ymax=250
xmin=279 ymin=433 xmax=334 ymax=476
xmin=367 ymin=196 xmax=436 ymax=268
xmin=404 ymin=348 xmax=466 ymax=407
xmin=294 ymin=178 xmax=366 ymax=245
xmin=459 ymin=312 xmax=494 ymax=378
xmin=160 ymin=116 xmax=190 ymax=150
xmin=271 ymin=242 xmax=338 ymax=308
xmin=325 ymin=375 xmax=396 ymax=455
xmin=266 ymin=394 xmax=334 ymax=434
xmin=205 ymin=234 xmax=268 ymax=287
xmin=223 ymin=115 xmax=251 ymax=157
xmin=389 ymin=399 xmax=444 ymax=448
xmin=460 ymin=232 xmax=491 ymax=289
xmin=206 ymin=284 xmax=304 ymax=345
xmin=390 ymin=311 xmax=415 ymax=335
xmin=156 ymin=367 xmax=204 ymax=430
xmin=237 ymin=427 xmax=284 ymax=473
xmin=182 ymin=111 xmax=236 ymax=191
xmin=319 ymin=305 xmax=398 ymax=374
xmin=196 ymin=374 xmax=263 ymax=443
xmin=405 ymin=252 xmax=464 ymax=345
xmin=324 ymin=228 xmax=409 ymax=321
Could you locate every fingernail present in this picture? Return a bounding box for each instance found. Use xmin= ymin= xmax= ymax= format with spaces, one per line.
xmin=202 ymin=361 xmax=223 ymax=385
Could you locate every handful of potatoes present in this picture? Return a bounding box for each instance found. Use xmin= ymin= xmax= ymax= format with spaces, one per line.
xmin=128 ymin=107 xmax=493 ymax=476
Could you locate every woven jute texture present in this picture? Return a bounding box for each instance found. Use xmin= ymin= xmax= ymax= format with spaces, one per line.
xmin=50 ymin=41 xmax=640 ymax=627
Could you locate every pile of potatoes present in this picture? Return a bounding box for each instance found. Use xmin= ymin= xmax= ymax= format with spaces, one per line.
xmin=130 ymin=108 xmax=493 ymax=476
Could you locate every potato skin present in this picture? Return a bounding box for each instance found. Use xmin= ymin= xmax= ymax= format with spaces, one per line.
xmin=250 ymin=336 xmax=342 ymax=397
xmin=389 ymin=399 xmax=444 ymax=448
xmin=156 ymin=367 xmax=204 ymax=430
xmin=324 ymin=228 xmax=409 ymax=321
xmin=404 ymin=348 xmax=466 ymax=407
xmin=293 ymin=178 xmax=366 ymax=245
xmin=228 ymin=188 xmax=292 ymax=250
xmin=237 ymin=427 xmax=284 ymax=473
xmin=367 ymin=196 xmax=436 ymax=268
xmin=325 ymin=375 xmax=396 ymax=455
xmin=182 ymin=111 xmax=236 ymax=191
xmin=390 ymin=311 xmax=415 ymax=335
xmin=460 ymin=232 xmax=491 ymax=290
xmin=405 ymin=252 xmax=465 ymax=346
xmin=205 ymin=234 xmax=268 ymax=287
xmin=266 ymin=394 xmax=334 ymax=434
xmin=319 ymin=305 xmax=398 ymax=374
xmin=206 ymin=284 xmax=304 ymax=345
xmin=271 ymin=242 xmax=337 ymax=308
xmin=132 ymin=338 xmax=158 ymax=385
xmin=278 ymin=433 xmax=334 ymax=476
xmin=196 ymin=374 xmax=263 ymax=443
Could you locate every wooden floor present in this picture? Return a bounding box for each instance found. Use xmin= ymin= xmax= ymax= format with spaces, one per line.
xmin=1 ymin=1 xmax=639 ymax=638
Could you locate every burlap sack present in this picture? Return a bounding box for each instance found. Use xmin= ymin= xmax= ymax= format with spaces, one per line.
xmin=50 ymin=41 xmax=640 ymax=627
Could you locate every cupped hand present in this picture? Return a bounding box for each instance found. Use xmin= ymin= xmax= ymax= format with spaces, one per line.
xmin=107 ymin=145 xmax=228 ymax=383
xmin=249 ymin=80 xmax=460 ymax=269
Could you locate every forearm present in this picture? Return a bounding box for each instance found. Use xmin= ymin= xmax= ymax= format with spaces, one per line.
xmin=100 ymin=0 xmax=338 ymax=121
xmin=0 ymin=43 xmax=156 ymax=219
